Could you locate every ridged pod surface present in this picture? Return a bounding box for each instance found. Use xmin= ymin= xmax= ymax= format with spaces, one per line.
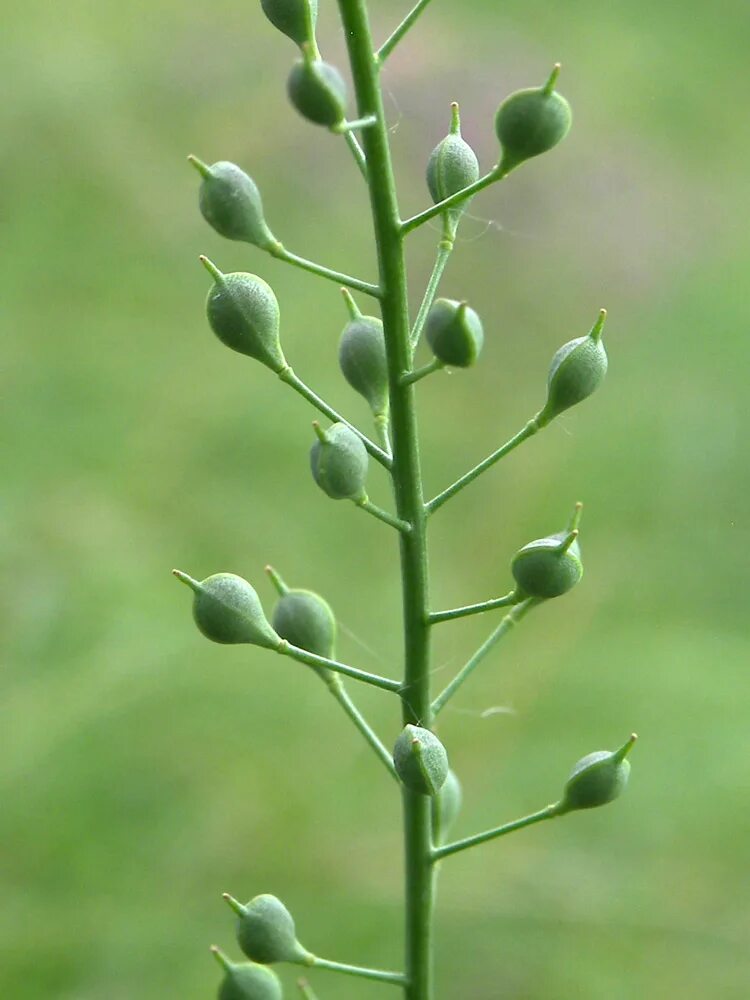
xmin=425 ymin=298 xmax=484 ymax=367
xmin=558 ymin=735 xmax=637 ymax=813
xmin=426 ymin=105 xmax=479 ymax=225
xmin=393 ymin=724 xmax=449 ymax=796
xmin=539 ymin=310 xmax=608 ymax=426
xmin=495 ymin=67 xmax=572 ymax=174
xmin=511 ymin=505 xmax=583 ymax=599
xmin=227 ymin=893 xmax=309 ymax=965
xmin=192 ymin=159 xmax=276 ymax=248
xmin=272 ymin=589 xmax=336 ymax=659
xmin=175 ymin=572 xmax=281 ymax=648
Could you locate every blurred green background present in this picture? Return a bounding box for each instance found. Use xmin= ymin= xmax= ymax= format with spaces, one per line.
xmin=3 ymin=1 xmax=749 ymax=997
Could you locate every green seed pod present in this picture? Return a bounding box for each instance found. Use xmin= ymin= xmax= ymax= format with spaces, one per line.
xmin=173 ymin=570 xmax=281 ymax=649
xmin=426 ymin=103 xmax=480 ymax=227
xmin=260 ymin=0 xmax=317 ymax=47
xmin=224 ymin=893 xmax=310 ymax=965
xmin=538 ymin=309 xmax=608 ymax=427
xmin=425 ymin=298 xmax=484 ymax=368
xmin=511 ymin=503 xmax=584 ymax=599
xmin=495 ymin=64 xmax=572 ymax=175
xmin=393 ymin=724 xmax=449 ymax=796
xmin=287 ymin=48 xmax=347 ymax=128
xmin=212 ymin=947 xmax=283 ymax=1000
xmin=557 ymin=734 xmax=637 ymax=814
xmin=309 ymin=422 xmax=368 ymax=501
xmin=266 ymin=566 xmax=336 ymax=659
xmin=201 ymin=257 xmax=286 ymax=373
xmin=188 ymin=157 xmax=277 ymax=250
xmin=338 ymin=290 xmax=388 ymax=418
xmin=432 ymin=768 xmax=462 ymax=842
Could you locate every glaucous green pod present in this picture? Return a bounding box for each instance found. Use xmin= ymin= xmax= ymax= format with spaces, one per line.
xmin=432 ymin=767 xmax=462 ymax=842
xmin=495 ymin=64 xmax=572 ymax=175
xmin=201 ymin=257 xmax=287 ymax=373
xmin=511 ymin=503 xmax=583 ymax=599
xmin=310 ymin=422 xmax=368 ymax=501
xmin=260 ymin=0 xmax=317 ymax=47
xmin=188 ymin=158 xmax=277 ymax=250
xmin=224 ymin=893 xmax=310 ymax=965
xmin=266 ymin=566 xmax=336 ymax=659
xmin=425 ymin=298 xmax=484 ymax=368
xmin=287 ymin=51 xmax=347 ymax=128
xmin=173 ymin=570 xmax=281 ymax=649
xmin=538 ymin=310 xmax=608 ymax=427
xmin=393 ymin=724 xmax=449 ymax=796
xmin=338 ymin=300 xmax=388 ymax=417
xmin=212 ymin=947 xmax=283 ymax=1000
xmin=426 ymin=103 xmax=479 ymax=225
xmin=557 ymin=734 xmax=637 ymax=814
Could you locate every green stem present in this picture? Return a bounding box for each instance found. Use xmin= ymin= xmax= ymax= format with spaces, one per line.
xmin=337 ymin=4 xmax=435 ymax=1000
xmin=308 ymin=956 xmax=406 ymax=987
xmin=427 ymin=592 xmax=518 ymax=625
xmin=400 ymin=358 xmax=444 ymax=386
xmin=410 ymin=234 xmax=454 ymax=351
xmin=374 ymin=410 xmax=393 ymax=455
xmin=432 ymin=804 xmax=560 ymax=861
xmin=269 ymin=244 xmax=380 ymax=298
xmin=278 ymin=366 xmax=392 ymax=469
xmin=357 ymin=496 xmax=413 ymax=534
xmin=426 ymin=416 xmax=541 ymax=514
xmin=278 ymin=640 xmax=401 ymax=693
xmin=401 ymin=169 xmax=504 ymax=235
xmin=431 ymin=598 xmax=538 ymax=716
xmin=343 ymin=130 xmax=369 ymax=180
xmin=324 ymin=674 xmax=398 ymax=779
xmin=296 ymin=980 xmax=320 ymax=1000
xmin=334 ymin=115 xmax=378 ymax=132
xmin=376 ymin=0 xmax=436 ymax=65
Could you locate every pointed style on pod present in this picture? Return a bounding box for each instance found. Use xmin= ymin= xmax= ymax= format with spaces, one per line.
xmin=173 ymin=570 xmax=281 ymax=648
xmin=537 ymin=309 xmax=608 ymax=427
xmin=338 ymin=289 xmax=389 ymax=418
xmin=393 ymin=724 xmax=449 ymax=796
xmin=266 ymin=566 xmax=337 ymax=659
xmin=426 ymin=103 xmax=480 ymax=229
xmin=309 ymin=421 xmax=368 ymax=501
xmin=287 ymin=45 xmax=347 ymax=128
xmin=425 ymin=298 xmax=484 ymax=368
xmin=432 ymin=768 xmax=462 ymax=841
xmin=211 ymin=946 xmax=283 ymax=1000
xmin=260 ymin=0 xmax=318 ymax=48
xmin=224 ymin=893 xmax=311 ymax=965
xmin=495 ymin=64 xmax=572 ymax=176
xmin=511 ymin=502 xmax=584 ymax=599
xmin=556 ymin=734 xmax=637 ymax=814
xmin=188 ymin=157 xmax=278 ymax=249
xmin=201 ymin=257 xmax=287 ymax=373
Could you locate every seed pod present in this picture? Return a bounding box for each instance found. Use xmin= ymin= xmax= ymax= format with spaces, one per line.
xmin=495 ymin=64 xmax=572 ymax=175
xmin=338 ymin=290 xmax=388 ymax=417
xmin=393 ymin=724 xmax=449 ymax=796
xmin=224 ymin=893 xmax=310 ymax=965
xmin=287 ymin=48 xmax=347 ymax=128
xmin=538 ymin=310 xmax=608 ymax=427
xmin=309 ymin=422 xmax=368 ymax=501
xmin=260 ymin=0 xmax=317 ymax=47
xmin=201 ymin=257 xmax=286 ymax=373
xmin=426 ymin=103 xmax=480 ymax=228
xmin=212 ymin=947 xmax=283 ymax=1000
xmin=188 ymin=158 xmax=277 ymax=250
xmin=425 ymin=298 xmax=484 ymax=368
xmin=432 ymin=768 xmax=462 ymax=842
xmin=173 ymin=570 xmax=281 ymax=649
xmin=511 ymin=503 xmax=584 ymax=599
xmin=557 ymin=734 xmax=637 ymax=814
xmin=266 ymin=566 xmax=336 ymax=659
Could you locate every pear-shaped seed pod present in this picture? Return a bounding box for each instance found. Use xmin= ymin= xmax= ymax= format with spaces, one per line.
xmin=426 ymin=103 xmax=479 ymax=224
xmin=495 ymin=65 xmax=572 ymax=175
xmin=212 ymin=947 xmax=283 ymax=1000
xmin=557 ymin=734 xmax=637 ymax=814
xmin=287 ymin=55 xmax=347 ymax=127
xmin=538 ymin=310 xmax=607 ymax=427
xmin=511 ymin=504 xmax=583 ymax=599
xmin=393 ymin=724 xmax=449 ymax=796
xmin=267 ymin=568 xmax=336 ymax=659
xmin=310 ymin=422 xmax=368 ymax=501
xmin=173 ymin=571 xmax=281 ymax=649
xmin=189 ymin=158 xmax=277 ymax=249
xmin=225 ymin=893 xmax=310 ymax=965
xmin=260 ymin=0 xmax=317 ymax=47
xmin=432 ymin=767 xmax=462 ymax=842
xmin=425 ymin=298 xmax=484 ymax=368
xmin=339 ymin=314 xmax=388 ymax=417
xmin=201 ymin=258 xmax=286 ymax=373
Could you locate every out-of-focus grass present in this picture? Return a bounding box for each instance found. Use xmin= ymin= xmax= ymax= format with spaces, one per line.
xmin=2 ymin=1 xmax=749 ymax=997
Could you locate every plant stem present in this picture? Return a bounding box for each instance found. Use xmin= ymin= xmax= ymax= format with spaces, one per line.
xmin=400 ymin=358 xmax=444 ymax=386
xmin=432 ymin=803 xmax=560 ymax=861
xmin=401 ymin=169 xmax=504 ymax=235
xmin=357 ymin=496 xmax=413 ymax=534
xmin=337 ymin=4 xmax=434 ymax=999
xmin=343 ymin=130 xmax=369 ymax=180
xmin=308 ymin=956 xmax=406 ymax=986
xmin=278 ymin=640 xmax=401 ymax=693
xmin=410 ymin=234 xmax=454 ymax=350
xmin=376 ymin=0 xmax=436 ymax=66
xmin=296 ymin=979 xmax=320 ymax=1000
xmin=324 ymin=674 xmax=398 ymax=779
xmin=269 ymin=244 xmax=380 ymax=298
xmin=427 ymin=591 xmax=518 ymax=625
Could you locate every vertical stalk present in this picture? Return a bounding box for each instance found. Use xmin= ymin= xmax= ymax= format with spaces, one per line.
xmin=336 ymin=3 xmax=433 ymax=998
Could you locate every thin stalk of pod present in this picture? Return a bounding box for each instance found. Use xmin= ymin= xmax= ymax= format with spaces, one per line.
xmin=277 ymin=639 xmax=401 ymax=693
xmin=296 ymin=980 xmax=319 ymax=1000
xmin=376 ymin=0 xmax=437 ymax=65
xmin=427 ymin=591 xmax=518 ymax=625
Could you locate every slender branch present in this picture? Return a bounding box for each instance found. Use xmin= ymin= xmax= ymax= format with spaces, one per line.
xmin=410 ymin=236 xmax=454 ymax=350
xmin=426 ymin=416 xmax=541 ymax=514
xmin=427 ymin=592 xmax=518 ymax=625
xmin=357 ymin=496 xmax=412 ymax=533
xmin=324 ymin=674 xmax=398 ymax=779
xmin=376 ymin=0 xmax=436 ymax=65
xmin=401 ymin=169 xmax=504 ymax=235
xmin=296 ymin=980 xmax=320 ymax=1000
xmin=374 ymin=411 xmax=392 ymax=455
xmin=269 ymin=243 xmax=380 ymax=298
xmin=432 ymin=804 xmax=560 ymax=861
xmin=343 ymin=130 xmax=369 ymax=181
xmin=400 ymin=357 xmax=444 ymax=386
xmin=308 ymin=955 xmax=406 ymax=987
xmin=431 ymin=598 xmax=538 ymax=716
xmin=278 ymin=640 xmax=401 ymax=693
xmin=278 ymin=367 xmax=393 ymax=469
xmin=334 ymin=115 xmax=378 ymax=132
